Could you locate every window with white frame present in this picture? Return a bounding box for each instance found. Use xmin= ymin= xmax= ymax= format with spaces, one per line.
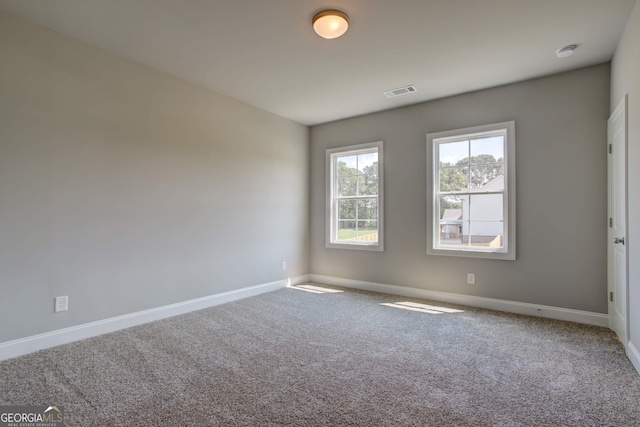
xmin=326 ymin=141 xmax=383 ymax=251
xmin=427 ymin=121 xmax=515 ymax=260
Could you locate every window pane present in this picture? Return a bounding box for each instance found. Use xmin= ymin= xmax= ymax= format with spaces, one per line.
xmin=356 ymin=220 xmax=378 ymax=242
xmin=439 ymin=166 xmax=469 ymax=192
xmin=439 ymin=140 xmax=469 ymax=166
xmin=357 ymin=198 xmax=378 ymax=220
xmin=439 ymin=195 xmax=465 ymax=245
xmin=361 ymin=174 xmax=378 ymax=195
xmin=469 ymin=222 xmax=503 ymax=248
xmin=469 ymin=194 xmax=503 ymax=221
xmin=469 ymin=165 xmax=504 ymax=189
xmin=337 ymin=155 xmax=357 ymax=172
xmin=439 ymin=195 xmax=463 ymax=221
xmin=440 ymin=223 xmax=464 ymax=245
xmin=337 ymin=221 xmax=356 ymax=241
xmin=337 ymin=199 xmax=356 ymax=220
xmin=357 ymin=152 xmax=378 ymax=173
xmin=356 ymin=175 xmax=365 ymax=196
xmin=470 ymin=136 xmax=504 ymax=164
xmin=357 ymin=220 xmax=377 ymax=230
xmin=337 ymin=176 xmax=357 ymax=197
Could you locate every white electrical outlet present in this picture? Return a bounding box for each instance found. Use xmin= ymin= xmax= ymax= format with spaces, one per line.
xmin=55 ymin=296 xmax=68 ymax=312
xmin=281 ymin=261 xmax=287 ymax=271
xmin=467 ymin=273 xmax=476 ymax=285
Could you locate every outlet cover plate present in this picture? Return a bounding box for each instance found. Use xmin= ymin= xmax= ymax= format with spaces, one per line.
xmin=55 ymin=296 xmax=68 ymax=312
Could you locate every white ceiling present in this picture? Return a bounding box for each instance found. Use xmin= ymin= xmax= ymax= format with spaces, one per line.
xmin=0 ymin=0 xmax=636 ymax=125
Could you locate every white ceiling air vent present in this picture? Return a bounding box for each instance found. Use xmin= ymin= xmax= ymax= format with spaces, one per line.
xmin=383 ymin=85 xmax=417 ymax=99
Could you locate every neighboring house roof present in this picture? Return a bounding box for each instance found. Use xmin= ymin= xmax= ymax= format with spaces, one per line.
xmin=480 ymin=175 xmax=504 ymax=192
xmin=442 ymin=209 xmax=462 ymax=221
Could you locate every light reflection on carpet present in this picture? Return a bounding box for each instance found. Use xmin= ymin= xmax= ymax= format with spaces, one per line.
xmin=381 ymin=301 xmax=464 ymax=314
xmin=288 ymin=284 xmax=345 ymax=294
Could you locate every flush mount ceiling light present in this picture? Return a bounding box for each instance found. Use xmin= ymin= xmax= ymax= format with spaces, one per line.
xmin=313 ymin=10 xmax=349 ymax=39
xmin=556 ymin=44 xmax=577 ymax=58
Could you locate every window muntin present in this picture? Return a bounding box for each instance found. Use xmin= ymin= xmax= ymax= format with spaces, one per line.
xmin=428 ymin=122 xmax=515 ymax=260
xmin=326 ymin=142 xmax=383 ymax=251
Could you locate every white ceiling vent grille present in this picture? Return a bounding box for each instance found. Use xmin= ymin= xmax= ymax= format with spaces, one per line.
xmin=383 ymin=85 xmax=417 ymax=99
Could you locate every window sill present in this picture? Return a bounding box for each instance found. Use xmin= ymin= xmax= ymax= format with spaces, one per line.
xmin=327 ymin=242 xmax=384 ymax=252
xmin=427 ymin=247 xmax=515 ymax=261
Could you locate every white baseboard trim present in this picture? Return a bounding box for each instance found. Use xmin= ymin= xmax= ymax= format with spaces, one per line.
xmin=0 ymin=275 xmax=309 ymax=362
xmin=309 ymin=274 xmax=609 ymax=328
xmin=628 ymin=341 xmax=640 ymax=375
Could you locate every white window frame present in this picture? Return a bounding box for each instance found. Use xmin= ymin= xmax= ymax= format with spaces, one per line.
xmin=427 ymin=121 xmax=516 ymax=260
xmin=326 ymin=141 xmax=384 ymax=251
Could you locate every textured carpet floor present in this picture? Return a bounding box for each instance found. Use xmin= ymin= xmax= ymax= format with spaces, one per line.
xmin=1 ymin=284 xmax=639 ymax=426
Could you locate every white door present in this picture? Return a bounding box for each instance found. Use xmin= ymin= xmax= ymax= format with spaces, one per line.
xmin=608 ymin=95 xmax=628 ymax=350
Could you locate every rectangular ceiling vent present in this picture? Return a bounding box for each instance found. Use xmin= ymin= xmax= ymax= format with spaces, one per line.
xmin=383 ymin=85 xmax=417 ymax=99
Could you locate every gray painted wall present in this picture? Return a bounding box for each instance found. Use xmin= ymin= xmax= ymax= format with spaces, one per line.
xmin=0 ymin=11 xmax=309 ymax=343
xmin=0 ymin=6 xmax=619 ymax=348
xmin=611 ymin=1 xmax=640 ymax=355
xmin=311 ymin=64 xmax=610 ymax=313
